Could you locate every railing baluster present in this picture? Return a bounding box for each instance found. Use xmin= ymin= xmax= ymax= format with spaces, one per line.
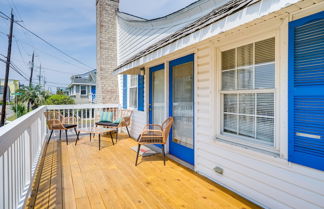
xmin=14 ymin=141 xmax=17 ymax=208
xmin=0 ymin=155 xmax=4 ymax=209
xmin=4 ymin=151 xmax=8 ymax=209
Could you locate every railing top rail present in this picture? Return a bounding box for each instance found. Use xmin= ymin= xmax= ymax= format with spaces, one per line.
xmin=46 ymin=103 xmax=120 ymax=110
xmin=0 ymin=106 xmax=46 ymax=156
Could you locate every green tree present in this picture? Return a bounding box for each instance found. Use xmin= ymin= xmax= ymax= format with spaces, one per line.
xmin=11 ymin=103 xmax=26 ymax=117
xmin=45 ymin=94 xmax=75 ymax=105
xmin=16 ymin=85 xmax=50 ymax=111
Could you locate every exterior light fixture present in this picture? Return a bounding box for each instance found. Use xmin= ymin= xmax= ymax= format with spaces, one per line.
xmin=140 ymin=67 xmax=145 ymax=76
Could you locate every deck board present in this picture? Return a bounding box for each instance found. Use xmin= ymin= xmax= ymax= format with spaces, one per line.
xmin=28 ymin=134 xmax=261 ymax=209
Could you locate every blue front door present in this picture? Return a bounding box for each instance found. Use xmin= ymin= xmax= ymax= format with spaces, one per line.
xmin=169 ymin=54 xmax=195 ymax=165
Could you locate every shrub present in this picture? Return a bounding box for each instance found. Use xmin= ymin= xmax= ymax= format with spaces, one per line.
xmin=11 ymin=103 xmax=27 ymax=117
xmin=45 ymin=94 xmax=74 ymax=105
xmin=45 ymin=94 xmax=75 ymax=105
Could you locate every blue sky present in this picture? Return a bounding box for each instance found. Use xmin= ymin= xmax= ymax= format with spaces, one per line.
xmin=0 ymin=0 xmax=196 ymax=91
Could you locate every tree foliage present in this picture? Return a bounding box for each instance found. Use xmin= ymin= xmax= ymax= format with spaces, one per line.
xmin=16 ymin=85 xmax=50 ymax=110
xmin=45 ymin=94 xmax=75 ymax=105
xmin=11 ymin=103 xmax=26 ymax=117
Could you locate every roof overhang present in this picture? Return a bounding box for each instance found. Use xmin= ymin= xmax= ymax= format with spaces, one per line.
xmin=113 ymin=0 xmax=302 ymax=75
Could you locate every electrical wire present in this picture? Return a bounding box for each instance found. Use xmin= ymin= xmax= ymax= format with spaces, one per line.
xmin=0 ymin=10 xmax=95 ymax=71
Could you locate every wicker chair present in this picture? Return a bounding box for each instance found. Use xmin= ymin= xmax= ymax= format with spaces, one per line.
xmin=44 ymin=111 xmax=78 ymax=144
xmin=95 ymin=109 xmax=133 ymax=141
xmin=135 ymin=117 xmax=174 ymax=166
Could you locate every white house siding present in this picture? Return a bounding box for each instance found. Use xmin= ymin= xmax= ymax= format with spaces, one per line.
xmin=193 ymin=9 xmax=324 ymax=209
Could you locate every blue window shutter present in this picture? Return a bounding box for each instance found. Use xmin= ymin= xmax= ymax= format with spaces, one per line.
xmin=123 ymin=75 xmax=127 ymax=109
xmin=288 ymin=12 xmax=324 ymax=171
xmin=138 ymin=75 xmax=144 ymax=111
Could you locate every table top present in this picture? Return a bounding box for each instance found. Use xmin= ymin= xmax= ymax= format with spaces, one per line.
xmin=77 ymin=127 xmax=116 ymax=134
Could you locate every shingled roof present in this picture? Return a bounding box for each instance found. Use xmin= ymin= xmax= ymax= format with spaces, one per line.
xmin=114 ymin=0 xmax=258 ymax=72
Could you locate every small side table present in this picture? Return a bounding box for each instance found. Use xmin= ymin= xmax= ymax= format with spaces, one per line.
xmin=75 ymin=127 xmax=116 ymax=150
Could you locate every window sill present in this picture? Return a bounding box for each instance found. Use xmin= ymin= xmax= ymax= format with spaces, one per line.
xmin=215 ymin=134 xmax=279 ymax=157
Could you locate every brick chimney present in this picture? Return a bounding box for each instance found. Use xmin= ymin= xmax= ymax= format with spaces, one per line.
xmin=96 ymin=0 xmax=119 ymax=104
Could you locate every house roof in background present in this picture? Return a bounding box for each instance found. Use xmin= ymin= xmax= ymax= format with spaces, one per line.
xmin=68 ymin=69 xmax=96 ymax=87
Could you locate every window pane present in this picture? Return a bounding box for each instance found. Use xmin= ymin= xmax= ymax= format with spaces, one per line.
xmin=222 ymin=49 xmax=235 ymax=70
xmin=237 ymin=44 xmax=253 ymax=67
xmin=130 ymin=88 xmax=137 ymax=107
xmin=256 ymin=117 xmax=274 ymax=143
xmin=224 ymin=94 xmax=237 ymax=113
xmin=255 ymin=38 xmax=275 ymax=64
xmin=224 ymin=113 xmax=237 ymax=134
xmin=257 ymin=93 xmax=274 ymax=116
xmin=239 ymin=115 xmax=255 ymax=138
xmin=255 ymin=63 xmax=275 ymax=89
xmin=239 ymin=93 xmax=255 ymax=114
xmin=131 ymin=75 xmax=138 ymax=87
xmin=237 ymin=68 xmax=253 ymax=89
xmin=152 ymin=69 xmax=165 ymax=125
xmin=222 ymin=70 xmax=236 ymax=90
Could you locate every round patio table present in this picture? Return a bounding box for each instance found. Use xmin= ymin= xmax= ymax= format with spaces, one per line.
xmin=75 ymin=127 xmax=116 ymax=150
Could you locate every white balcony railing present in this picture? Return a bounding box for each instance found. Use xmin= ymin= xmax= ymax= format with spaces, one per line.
xmin=0 ymin=104 xmax=118 ymax=209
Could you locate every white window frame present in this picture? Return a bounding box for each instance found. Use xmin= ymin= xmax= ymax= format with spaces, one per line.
xmin=215 ymin=31 xmax=280 ymax=154
xmin=128 ymin=75 xmax=138 ymax=108
xmin=80 ymin=85 xmax=87 ymax=95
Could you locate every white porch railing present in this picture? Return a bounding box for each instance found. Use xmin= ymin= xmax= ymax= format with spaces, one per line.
xmin=46 ymin=104 xmax=120 ymax=133
xmin=0 ymin=104 xmax=119 ymax=209
xmin=0 ymin=106 xmax=47 ymax=209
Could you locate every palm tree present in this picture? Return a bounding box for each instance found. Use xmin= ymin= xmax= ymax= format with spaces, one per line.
xmin=16 ymin=85 xmax=50 ymax=111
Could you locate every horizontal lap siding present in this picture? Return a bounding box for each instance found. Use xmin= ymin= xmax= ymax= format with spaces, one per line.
xmin=194 ymin=45 xmax=324 ymax=209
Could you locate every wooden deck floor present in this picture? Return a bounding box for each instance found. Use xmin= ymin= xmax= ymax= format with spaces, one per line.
xmin=27 ymin=134 xmax=260 ymax=209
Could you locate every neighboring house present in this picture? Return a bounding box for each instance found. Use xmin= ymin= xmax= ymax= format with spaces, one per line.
xmin=0 ymin=86 xmax=11 ymax=102
xmin=67 ymin=70 xmax=96 ymax=104
xmin=97 ymin=0 xmax=324 ymax=208
xmin=0 ymin=79 xmax=20 ymax=102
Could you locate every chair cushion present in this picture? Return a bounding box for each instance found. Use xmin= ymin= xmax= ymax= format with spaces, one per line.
xmin=96 ymin=121 xmax=118 ymax=127
xmin=99 ymin=112 xmax=113 ymax=122
xmin=63 ymin=124 xmax=77 ymax=129
xmin=113 ymin=117 xmax=122 ymax=124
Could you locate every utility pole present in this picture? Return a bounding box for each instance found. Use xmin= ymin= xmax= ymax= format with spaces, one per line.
xmin=29 ymin=52 xmax=34 ymax=87
xmin=38 ymin=64 xmax=42 ymax=86
xmin=27 ymin=52 xmax=34 ymax=111
xmin=0 ymin=11 xmax=14 ymax=127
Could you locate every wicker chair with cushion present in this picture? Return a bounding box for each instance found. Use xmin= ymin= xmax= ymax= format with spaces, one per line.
xmin=44 ymin=111 xmax=78 ymax=144
xmin=135 ymin=117 xmax=174 ymax=166
xmin=95 ymin=109 xmax=133 ymax=141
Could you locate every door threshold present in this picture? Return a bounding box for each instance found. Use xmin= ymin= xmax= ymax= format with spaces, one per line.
xmin=146 ymin=144 xmax=194 ymax=170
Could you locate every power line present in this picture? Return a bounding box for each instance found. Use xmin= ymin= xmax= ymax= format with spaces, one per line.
xmin=0 ymin=57 xmax=31 ymax=81
xmin=0 ymin=10 xmax=95 ymax=71
xmin=40 ymin=66 xmax=75 ymax=74
xmin=10 ymin=34 xmax=91 ymax=72
xmin=10 ymin=63 xmax=29 ymax=81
